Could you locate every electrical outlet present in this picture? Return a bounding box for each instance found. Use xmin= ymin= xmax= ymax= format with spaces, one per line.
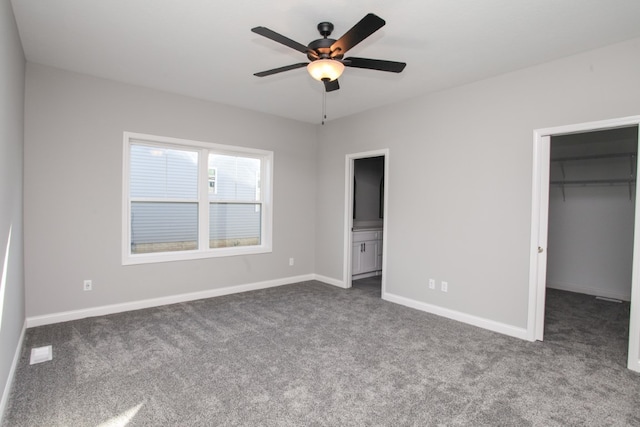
xmin=441 ymin=281 xmax=448 ymax=292
xmin=428 ymin=279 xmax=435 ymax=290
xmin=289 ymin=257 xmax=294 ymax=266
xmin=83 ymin=280 xmax=92 ymax=291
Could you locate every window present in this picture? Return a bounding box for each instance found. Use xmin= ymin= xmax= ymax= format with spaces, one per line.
xmin=123 ymin=132 xmax=272 ymax=264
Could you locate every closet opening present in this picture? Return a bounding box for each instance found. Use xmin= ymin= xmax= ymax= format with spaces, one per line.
xmin=544 ymin=126 xmax=638 ymax=367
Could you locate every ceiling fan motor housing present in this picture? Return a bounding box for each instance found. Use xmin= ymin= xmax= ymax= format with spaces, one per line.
xmin=307 ymin=37 xmax=340 ymax=60
xmin=307 ymin=22 xmax=343 ymax=61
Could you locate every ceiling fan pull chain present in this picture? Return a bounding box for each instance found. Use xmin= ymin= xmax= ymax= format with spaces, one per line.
xmin=322 ymin=90 xmax=327 ymax=125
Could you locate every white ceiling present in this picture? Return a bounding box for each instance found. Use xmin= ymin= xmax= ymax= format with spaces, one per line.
xmin=10 ymin=0 xmax=640 ymax=124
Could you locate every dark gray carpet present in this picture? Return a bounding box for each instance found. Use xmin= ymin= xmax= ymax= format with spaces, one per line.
xmin=352 ymin=276 xmax=381 ymax=297
xmin=3 ymin=282 xmax=639 ymax=426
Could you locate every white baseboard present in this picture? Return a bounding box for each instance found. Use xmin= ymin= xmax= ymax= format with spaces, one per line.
xmin=382 ymin=292 xmax=529 ymax=341
xmin=628 ymin=355 xmax=640 ymax=373
xmin=313 ymin=274 xmax=347 ymax=289
xmin=26 ymin=274 xmax=315 ymax=328
xmin=0 ymin=320 xmax=26 ymax=424
xmin=23 ymin=273 xmax=530 ymax=344
xmin=547 ymin=282 xmax=631 ymax=301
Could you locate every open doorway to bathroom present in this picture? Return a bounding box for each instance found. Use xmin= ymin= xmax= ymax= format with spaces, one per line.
xmin=349 ymin=154 xmax=385 ymax=297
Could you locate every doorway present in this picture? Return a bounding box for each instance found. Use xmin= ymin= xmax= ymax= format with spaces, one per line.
xmin=547 ymin=127 xmax=636 ymax=365
xmin=529 ymin=116 xmax=640 ymax=372
xmin=344 ymin=149 xmax=389 ymax=296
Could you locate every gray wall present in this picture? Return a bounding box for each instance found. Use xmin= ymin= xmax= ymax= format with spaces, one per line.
xmin=24 ymin=63 xmax=317 ymax=317
xmin=316 ymin=37 xmax=640 ymax=329
xmin=0 ymin=0 xmax=25 ymax=416
xmin=547 ymin=129 xmax=637 ymax=300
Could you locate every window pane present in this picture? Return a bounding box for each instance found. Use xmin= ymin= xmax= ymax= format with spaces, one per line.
xmin=131 ymin=202 xmax=198 ymax=253
xmin=209 ymin=203 xmax=261 ymax=248
xmin=131 ymin=144 xmax=198 ymax=199
xmin=208 ymin=154 xmax=260 ymax=201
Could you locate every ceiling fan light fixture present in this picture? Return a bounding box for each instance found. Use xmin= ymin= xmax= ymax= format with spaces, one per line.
xmin=307 ymin=59 xmax=344 ymax=82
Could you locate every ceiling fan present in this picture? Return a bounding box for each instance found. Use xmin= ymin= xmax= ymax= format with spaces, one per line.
xmin=251 ymin=13 xmax=406 ymax=92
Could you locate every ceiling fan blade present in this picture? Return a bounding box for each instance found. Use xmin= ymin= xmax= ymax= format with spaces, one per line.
xmin=344 ymin=57 xmax=406 ymax=73
xmin=254 ymin=62 xmax=308 ymax=77
xmin=251 ymin=26 xmax=310 ymax=54
xmin=330 ymin=13 xmax=385 ymax=57
xmin=323 ymin=79 xmax=340 ymax=92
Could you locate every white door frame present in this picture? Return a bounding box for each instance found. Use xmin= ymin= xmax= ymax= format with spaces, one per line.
xmin=528 ymin=115 xmax=640 ymax=372
xmin=343 ymin=149 xmax=389 ymax=296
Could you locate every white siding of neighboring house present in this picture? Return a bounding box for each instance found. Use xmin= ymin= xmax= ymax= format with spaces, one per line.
xmin=130 ymin=145 xmax=261 ymax=247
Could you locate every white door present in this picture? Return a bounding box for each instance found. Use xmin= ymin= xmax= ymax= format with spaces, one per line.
xmin=534 ymin=135 xmax=550 ymax=341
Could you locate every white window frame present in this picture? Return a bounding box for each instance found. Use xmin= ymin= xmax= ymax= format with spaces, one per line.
xmin=122 ymin=132 xmax=273 ymax=265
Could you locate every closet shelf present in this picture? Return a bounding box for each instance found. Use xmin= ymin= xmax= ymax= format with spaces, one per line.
xmin=551 ymin=152 xmax=636 ymax=162
xmin=551 ymin=178 xmax=636 ymax=201
xmin=550 ymin=152 xmax=637 ymax=201
xmin=550 ymin=178 xmax=635 ymax=186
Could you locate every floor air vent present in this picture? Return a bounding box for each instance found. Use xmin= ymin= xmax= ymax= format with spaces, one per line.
xmin=29 ymin=345 xmax=53 ymax=365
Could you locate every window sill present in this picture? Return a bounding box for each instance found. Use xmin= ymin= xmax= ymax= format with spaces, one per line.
xmin=122 ymin=245 xmax=272 ymax=265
